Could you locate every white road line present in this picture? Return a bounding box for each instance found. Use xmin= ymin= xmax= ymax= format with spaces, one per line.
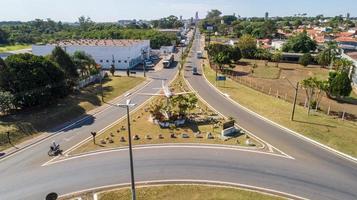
xmin=58 ymin=179 xmax=309 ymax=200
xmin=183 ymin=64 xmax=293 ymax=160
xmin=0 ymin=79 xmax=153 ymax=162
xmin=44 ymin=71 xmax=181 ymax=165
xmin=198 ymin=39 xmax=357 ymax=164
xmin=42 ymin=144 xmax=293 ymax=167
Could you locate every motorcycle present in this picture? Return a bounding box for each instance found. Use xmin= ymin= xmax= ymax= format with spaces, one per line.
xmin=48 ymin=145 xmax=63 ymax=156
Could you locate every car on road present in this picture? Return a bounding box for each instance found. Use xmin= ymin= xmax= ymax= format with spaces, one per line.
xmin=192 ymin=66 xmax=198 ymax=75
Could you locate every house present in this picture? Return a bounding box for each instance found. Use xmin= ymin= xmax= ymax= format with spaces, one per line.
xmin=32 ymin=39 xmax=150 ymax=70
xmin=271 ymin=40 xmax=286 ymax=50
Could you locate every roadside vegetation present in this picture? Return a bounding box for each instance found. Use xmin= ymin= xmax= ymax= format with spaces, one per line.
xmin=0 ymin=44 xmax=30 ymax=53
xmin=203 ymin=57 xmax=357 ymax=157
xmin=71 ymin=75 xmax=259 ymax=155
xmin=0 ymin=16 xmax=180 ymax=49
xmin=97 ymin=185 xmax=286 ymax=200
xmin=0 ymin=46 xmax=145 ymax=151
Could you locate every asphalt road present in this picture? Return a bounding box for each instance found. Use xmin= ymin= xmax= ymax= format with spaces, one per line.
xmin=0 ymin=31 xmax=356 ymax=200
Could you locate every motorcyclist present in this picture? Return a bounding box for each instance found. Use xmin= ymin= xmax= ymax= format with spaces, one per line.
xmin=50 ymin=141 xmax=60 ymax=151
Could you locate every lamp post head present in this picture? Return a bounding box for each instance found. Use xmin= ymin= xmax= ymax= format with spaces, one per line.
xmin=117 ymin=99 xmax=136 ymax=108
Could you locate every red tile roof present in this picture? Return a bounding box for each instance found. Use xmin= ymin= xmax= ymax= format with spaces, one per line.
xmin=50 ymin=39 xmax=148 ymax=47
xmin=335 ymin=37 xmax=357 ymax=42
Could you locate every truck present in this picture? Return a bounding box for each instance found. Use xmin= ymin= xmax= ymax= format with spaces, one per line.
xmin=163 ymin=54 xmax=175 ymax=68
xmin=196 ymin=51 xmax=203 ymax=59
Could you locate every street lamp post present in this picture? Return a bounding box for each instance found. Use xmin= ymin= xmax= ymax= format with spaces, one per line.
xmin=117 ymin=99 xmax=136 ymax=200
xmin=141 ymin=49 xmax=146 ymax=78
xmin=284 ymin=77 xmax=299 ymax=121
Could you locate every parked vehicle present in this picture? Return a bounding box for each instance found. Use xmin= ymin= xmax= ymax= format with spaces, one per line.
xmin=163 ymin=54 xmax=175 ymax=68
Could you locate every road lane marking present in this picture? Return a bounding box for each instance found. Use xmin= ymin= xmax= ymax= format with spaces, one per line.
xmin=182 ymin=62 xmax=293 ymax=160
xmin=0 ymin=78 xmax=152 ymax=162
xmin=42 ymin=144 xmax=294 ymax=166
xmin=44 ymin=70 xmax=181 ymax=165
xmin=58 ymin=179 xmax=308 ymax=200
xmin=195 ymin=35 xmax=357 ymax=164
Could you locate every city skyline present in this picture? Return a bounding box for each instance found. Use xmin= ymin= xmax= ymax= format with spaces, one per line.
xmin=0 ymin=0 xmax=356 ymax=22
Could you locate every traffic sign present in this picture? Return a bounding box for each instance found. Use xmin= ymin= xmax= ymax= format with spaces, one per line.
xmin=216 ymin=76 xmax=226 ymax=81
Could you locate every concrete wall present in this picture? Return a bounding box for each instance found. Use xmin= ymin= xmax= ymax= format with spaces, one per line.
xmin=341 ymin=52 xmax=357 ymax=88
xmin=32 ymin=40 xmax=150 ymax=70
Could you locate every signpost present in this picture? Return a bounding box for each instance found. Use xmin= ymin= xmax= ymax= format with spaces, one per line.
xmin=216 ymin=76 xmax=226 ymax=81
xmin=91 ymin=132 xmax=97 ymax=144
xmin=223 ymin=120 xmax=235 ymax=130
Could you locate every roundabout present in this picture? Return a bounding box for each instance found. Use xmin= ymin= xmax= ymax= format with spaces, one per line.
xmin=0 ymin=29 xmax=356 ymax=200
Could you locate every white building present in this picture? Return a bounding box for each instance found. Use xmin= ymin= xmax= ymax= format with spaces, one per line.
xmin=32 ymin=39 xmax=150 ymax=70
xmin=271 ymin=40 xmax=286 ymax=50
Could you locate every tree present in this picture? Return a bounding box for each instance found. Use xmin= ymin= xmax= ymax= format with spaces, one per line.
xmin=50 ymin=46 xmax=78 ymax=87
xmin=333 ymin=58 xmax=353 ymax=73
xmin=299 ymin=53 xmax=312 ymax=67
xmin=282 ymin=31 xmax=317 ymax=53
xmin=237 ymin=34 xmax=257 ymax=58
xmin=213 ymin=52 xmax=231 ymax=71
xmin=206 ymin=10 xmax=222 ymax=19
xmin=1 ymin=54 xmax=67 ymax=108
xmin=328 ymin=71 xmax=352 ymax=98
xmin=78 ymin=16 xmax=94 ymax=31
xmin=254 ymin=48 xmax=271 ymax=66
xmin=0 ymin=28 xmax=8 ymax=44
xmin=316 ymin=41 xmax=339 ymax=68
xmin=110 ymin=64 xmax=115 ymax=76
xmin=0 ymin=91 xmax=15 ymax=114
xmin=271 ymin=51 xmax=283 ymax=67
xmin=72 ymin=51 xmax=97 ymax=78
xmin=229 ymin=46 xmax=242 ymax=63
xmin=301 ymin=77 xmax=326 ymax=115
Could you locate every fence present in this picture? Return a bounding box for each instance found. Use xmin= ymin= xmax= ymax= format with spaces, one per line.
xmin=78 ymin=72 xmax=105 ymax=89
xmin=211 ymin=65 xmax=357 ymax=122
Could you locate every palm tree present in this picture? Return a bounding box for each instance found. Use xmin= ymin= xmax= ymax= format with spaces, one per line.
xmin=72 ymin=51 xmax=97 ymax=78
xmin=317 ymin=41 xmax=339 ymax=69
xmin=272 ymin=51 xmax=283 ymax=67
xmin=333 ymin=58 xmax=354 ymax=73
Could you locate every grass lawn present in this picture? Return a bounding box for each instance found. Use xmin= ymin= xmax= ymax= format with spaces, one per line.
xmin=98 ymin=185 xmax=286 ymax=200
xmin=204 ymin=61 xmax=357 ymax=157
xmin=251 ymin=65 xmax=281 ymax=79
xmin=0 ymin=76 xmax=145 ymax=151
xmin=0 ymin=44 xmax=31 ymax=53
xmin=71 ymin=75 xmax=259 ymax=155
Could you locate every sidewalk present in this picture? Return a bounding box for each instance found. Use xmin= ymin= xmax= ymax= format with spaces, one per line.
xmin=0 ymin=79 xmax=151 ymax=159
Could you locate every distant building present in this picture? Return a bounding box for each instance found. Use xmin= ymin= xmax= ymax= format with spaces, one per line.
xmin=265 ymin=12 xmax=269 ymax=20
xmin=271 ymin=40 xmax=286 ymax=50
xmin=195 ymin=12 xmax=199 ymax=23
xmin=32 ymin=39 xmax=150 ymax=70
xmin=347 ymin=13 xmax=350 ymax=20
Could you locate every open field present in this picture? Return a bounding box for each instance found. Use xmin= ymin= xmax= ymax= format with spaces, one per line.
xmin=0 ymin=44 xmax=31 ymax=53
xmin=204 ymin=61 xmax=357 ymax=157
xmin=0 ymin=76 xmax=145 ymax=151
xmin=71 ymin=75 xmax=260 ymax=155
xmin=227 ymin=59 xmax=357 ymax=118
xmin=97 ymin=185 xmax=286 ymax=200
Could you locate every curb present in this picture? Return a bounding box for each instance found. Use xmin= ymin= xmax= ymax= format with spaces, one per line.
xmin=0 ymin=78 xmax=151 ymax=160
xmin=199 ymin=42 xmax=357 ymax=164
xmin=58 ymin=180 xmax=308 ymax=200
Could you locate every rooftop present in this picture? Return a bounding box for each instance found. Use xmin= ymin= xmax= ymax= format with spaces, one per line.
xmin=49 ymin=39 xmax=149 ymax=47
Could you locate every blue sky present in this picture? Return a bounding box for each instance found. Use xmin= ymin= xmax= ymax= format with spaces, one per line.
xmin=1 ymin=0 xmax=356 ymax=22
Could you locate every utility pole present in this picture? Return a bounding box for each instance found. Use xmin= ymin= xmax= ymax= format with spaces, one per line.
xmin=99 ymin=66 xmax=104 ymax=102
xmin=142 ymin=50 xmax=146 ymax=78
xmin=284 ymin=77 xmax=299 ymax=121
xmin=118 ymin=100 xmax=136 ymax=200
